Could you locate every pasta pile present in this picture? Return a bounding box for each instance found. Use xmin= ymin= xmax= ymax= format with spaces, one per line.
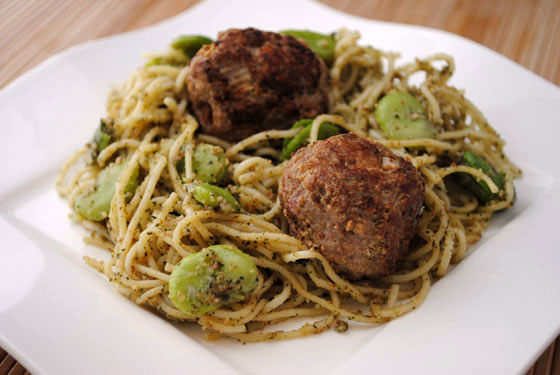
xmin=57 ymin=29 xmax=520 ymax=342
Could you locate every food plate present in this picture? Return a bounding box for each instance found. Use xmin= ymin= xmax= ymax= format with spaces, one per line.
xmin=1 ymin=0 xmax=559 ymax=373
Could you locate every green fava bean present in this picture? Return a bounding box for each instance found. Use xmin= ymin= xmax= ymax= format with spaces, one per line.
xmin=145 ymin=56 xmax=165 ymax=67
xmin=171 ymin=35 xmax=213 ymax=58
xmin=193 ymin=183 xmax=240 ymax=212
xmin=375 ymin=90 xmax=435 ymax=140
xmin=193 ymin=143 xmax=229 ymax=184
xmin=459 ymin=151 xmax=505 ymax=203
xmin=145 ymin=56 xmax=183 ymax=67
xmin=169 ymin=245 xmax=258 ymax=314
xmin=75 ymin=162 xmax=139 ymax=221
xmin=281 ymin=119 xmax=341 ymax=160
xmin=93 ymin=119 xmax=112 ymax=154
xmin=280 ymin=30 xmax=335 ymax=65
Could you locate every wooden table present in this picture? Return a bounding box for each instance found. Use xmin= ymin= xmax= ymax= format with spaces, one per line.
xmin=0 ymin=1 xmax=558 ymax=374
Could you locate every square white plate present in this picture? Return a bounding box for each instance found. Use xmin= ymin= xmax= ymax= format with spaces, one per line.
xmin=1 ymin=1 xmax=559 ymax=374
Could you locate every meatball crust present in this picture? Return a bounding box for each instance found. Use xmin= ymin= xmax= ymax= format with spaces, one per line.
xmin=279 ymin=133 xmax=425 ymax=280
xmin=186 ymin=28 xmax=329 ymax=141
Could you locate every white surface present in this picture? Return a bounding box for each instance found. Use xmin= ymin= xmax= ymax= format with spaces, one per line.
xmin=1 ymin=0 xmax=559 ymax=374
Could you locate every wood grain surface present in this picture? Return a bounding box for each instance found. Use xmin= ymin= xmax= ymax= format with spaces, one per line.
xmin=0 ymin=1 xmax=559 ymax=374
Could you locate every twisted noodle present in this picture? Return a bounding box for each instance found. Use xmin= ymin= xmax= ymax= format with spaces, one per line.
xmin=57 ymin=29 xmax=520 ymax=342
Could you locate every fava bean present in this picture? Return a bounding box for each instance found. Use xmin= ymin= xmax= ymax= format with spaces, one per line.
xmin=193 ymin=143 xmax=228 ymax=184
xmin=171 ymin=35 xmax=213 ymax=58
xmin=375 ymin=90 xmax=435 ymax=140
xmin=93 ymin=119 xmax=112 ymax=155
xmin=75 ymin=162 xmax=138 ymax=221
xmin=193 ymin=183 xmax=240 ymax=212
xmin=279 ymin=30 xmax=335 ymax=65
xmin=169 ymin=245 xmax=258 ymax=314
xmin=459 ymin=151 xmax=505 ymax=203
xmin=145 ymin=56 xmax=183 ymax=67
xmin=281 ymin=119 xmax=341 ymax=160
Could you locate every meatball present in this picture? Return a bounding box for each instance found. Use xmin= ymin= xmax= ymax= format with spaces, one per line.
xmin=186 ymin=28 xmax=329 ymax=141
xmin=279 ymin=134 xmax=425 ymax=280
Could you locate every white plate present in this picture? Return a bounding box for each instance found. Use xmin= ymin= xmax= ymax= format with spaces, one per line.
xmin=1 ymin=0 xmax=559 ymax=374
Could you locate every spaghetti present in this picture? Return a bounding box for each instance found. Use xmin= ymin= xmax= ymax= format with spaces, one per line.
xmin=57 ymin=28 xmax=520 ymax=342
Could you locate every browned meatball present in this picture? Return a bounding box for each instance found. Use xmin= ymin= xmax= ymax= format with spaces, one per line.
xmin=279 ymin=134 xmax=425 ymax=280
xmin=186 ymin=28 xmax=329 ymax=141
